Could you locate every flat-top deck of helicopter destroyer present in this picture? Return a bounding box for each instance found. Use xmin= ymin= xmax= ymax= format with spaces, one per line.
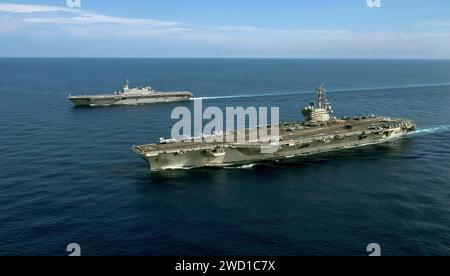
xmin=69 ymin=80 xmax=192 ymax=106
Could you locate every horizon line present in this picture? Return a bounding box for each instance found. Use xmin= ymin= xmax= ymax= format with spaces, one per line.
xmin=1 ymin=56 xmax=450 ymax=61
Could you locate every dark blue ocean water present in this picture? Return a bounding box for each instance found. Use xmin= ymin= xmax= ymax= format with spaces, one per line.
xmin=1 ymin=58 xmax=450 ymax=256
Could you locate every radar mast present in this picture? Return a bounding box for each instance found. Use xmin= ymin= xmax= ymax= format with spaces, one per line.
xmin=123 ymin=79 xmax=129 ymax=92
xmin=302 ymin=84 xmax=333 ymax=123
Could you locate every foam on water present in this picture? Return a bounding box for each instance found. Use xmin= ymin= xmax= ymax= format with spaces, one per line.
xmin=409 ymin=125 xmax=450 ymax=136
xmin=223 ymin=163 xmax=257 ymax=170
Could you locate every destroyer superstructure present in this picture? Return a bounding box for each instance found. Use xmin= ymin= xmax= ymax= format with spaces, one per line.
xmin=69 ymin=80 xmax=192 ymax=106
xmin=132 ymin=85 xmax=416 ymax=171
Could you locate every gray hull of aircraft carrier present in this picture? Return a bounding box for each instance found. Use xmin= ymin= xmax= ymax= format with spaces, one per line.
xmin=132 ymin=85 xmax=416 ymax=171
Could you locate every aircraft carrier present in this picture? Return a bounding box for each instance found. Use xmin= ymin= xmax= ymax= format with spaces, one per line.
xmin=132 ymin=85 xmax=416 ymax=171
xmin=69 ymin=80 xmax=192 ymax=106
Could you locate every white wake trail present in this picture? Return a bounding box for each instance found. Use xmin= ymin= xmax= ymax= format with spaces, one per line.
xmin=190 ymin=90 xmax=309 ymax=101
xmin=191 ymin=82 xmax=450 ymax=101
xmin=409 ymin=125 xmax=450 ymax=136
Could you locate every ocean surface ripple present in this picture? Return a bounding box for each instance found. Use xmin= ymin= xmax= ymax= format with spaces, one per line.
xmin=1 ymin=58 xmax=450 ymax=256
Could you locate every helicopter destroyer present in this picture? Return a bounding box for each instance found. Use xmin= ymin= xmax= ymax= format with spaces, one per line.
xmin=132 ymin=85 xmax=416 ymax=171
xmin=69 ymin=80 xmax=192 ymax=106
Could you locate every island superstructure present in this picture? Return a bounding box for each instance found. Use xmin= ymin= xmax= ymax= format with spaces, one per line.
xmin=69 ymin=80 xmax=192 ymax=106
xmin=132 ymin=85 xmax=416 ymax=171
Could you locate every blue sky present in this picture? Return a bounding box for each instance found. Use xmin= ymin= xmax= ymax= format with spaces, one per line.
xmin=1 ymin=0 xmax=450 ymax=58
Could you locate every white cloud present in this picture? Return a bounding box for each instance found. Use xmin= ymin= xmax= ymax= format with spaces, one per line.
xmin=22 ymin=13 xmax=179 ymax=27
xmin=0 ymin=3 xmax=71 ymax=13
xmin=417 ymin=21 xmax=450 ymax=28
xmin=0 ymin=2 xmax=178 ymax=27
xmin=1 ymin=3 xmax=450 ymax=58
